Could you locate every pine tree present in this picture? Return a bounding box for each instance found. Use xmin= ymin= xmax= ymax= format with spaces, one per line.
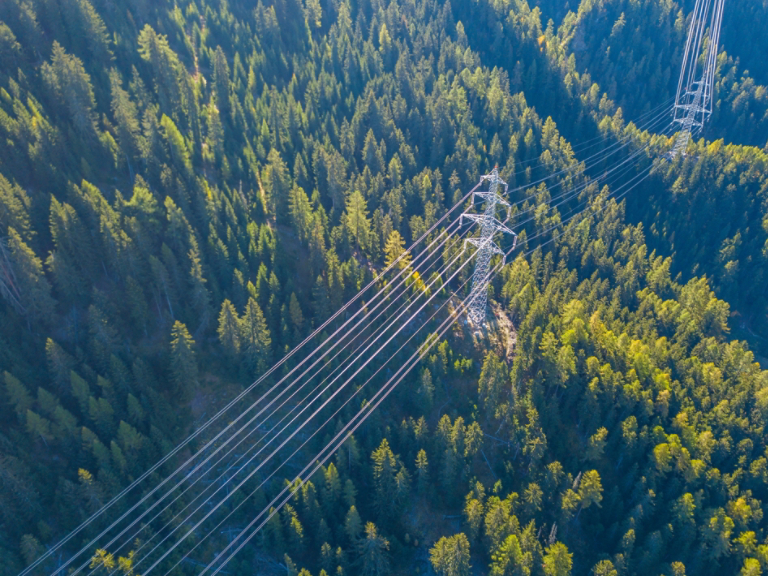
xmin=3 ymin=372 xmax=33 ymax=417
xmin=304 ymin=0 xmax=322 ymax=28
xmin=205 ymin=98 xmax=225 ymax=161
xmin=70 ymin=371 xmax=91 ymax=414
xmin=286 ymin=514 xmax=305 ymax=554
xmin=6 ymin=227 xmax=56 ymax=324
xmin=41 ymin=42 xmax=96 ymax=136
xmin=170 ymin=321 xmax=197 ymax=392
xmin=478 ymin=352 xmax=508 ymax=421
xmin=109 ymin=69 xmax=141 ymax=163
xmin=240 ymin=297 xmax=272 ymax=375
xmin=576 ymin=470 xmax=603 ymax=517
xmin=20 ymin=535 xmax=44 ymax=567
xmin=415 ymin=449 xmax=429 ymax=494
xmin=383 ymin=230 xmax=411 ymax=270
xmin=212 ymin=46 xmax=231 ymax=119
xmin=543 ymin=542 xmax=573 ymax=576
xmin=344 ymin=190 xmax=371 ymax=252
xmin=320 ymin=542 xmax=334 ymax=572
xmin=265 ymin=507 xmax=285 ymax=552
xmin=585 ymin=428 xmax=608 ymax=463
xmin=288 ymin=292 xmax=305 ymax=343
xmin=0 ymin=174 xmax=31 ymax=241
xmin=371 ymin=439 xmax=398 ymax=521
xmin=418 ymin=367 xmax=434 ymax=409
xmin=464 ymin=497 xmax=484 ymax=543
xmin=125 ymin=276 xmax=149 ymax=331
xmin=323 ymin=462 xmax=341 ymax=516
xmin=344 ymin=505 xmax=363 ymax=543
xmin=429 ymin=533 xmax=471 ymax=576
xmin=137 ymin=25 xmax=183 ymax=114
xmin=26 ymin=410 xmax=53 ymax=443
xmin=217 ymin=299 xmax=240 ymax=357
xmin=356 ymin=523 xmax=390 ymax=576
xmin=187 ymin=240 xmax=211 ymax=330
xmin=343 ymin=479 xmax=357 ymax=508
xmin=263 ymin=149 xmax=290 ymax=223
xmin=60 ymin=0 xmax=113 ymax=64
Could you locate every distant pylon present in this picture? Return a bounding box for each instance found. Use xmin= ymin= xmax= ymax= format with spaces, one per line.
xmin=670 ymin=0 xmax=726 ymax=158
xmin=461 ymin=167 xmax=517 ymax=326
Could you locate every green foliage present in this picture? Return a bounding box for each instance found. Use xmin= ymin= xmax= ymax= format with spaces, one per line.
xmin=543 ymin=542 xmax=573 ymax=576
xmin=430 ymin=533 xmax=471 ymax=576
xmin=170 ymin=320 xmax=197 ymax=392
xmin=0 ymin=0 xmax=766 ymax=574
xmin=356 ymin=522 xmax=390 ymax=576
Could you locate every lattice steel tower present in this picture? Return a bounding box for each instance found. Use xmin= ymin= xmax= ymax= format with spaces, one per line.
xmin=670 ymin=0 xmax=726 ymax=158
xmin=461 ymin=167 xmax=517 ymax=326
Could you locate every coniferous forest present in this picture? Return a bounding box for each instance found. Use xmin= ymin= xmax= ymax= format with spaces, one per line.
xmin=1 ymin=0 xmax=768 ymax=575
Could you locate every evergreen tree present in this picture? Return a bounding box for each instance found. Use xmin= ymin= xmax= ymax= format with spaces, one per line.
xmin=170 ymin=321 xmax=197 ymax=392
xmin=6 ymin=227 xmax=56 ymax=324
xmin=415 ymin=449 xmax=429 ymax=494
xmin=240 ymin=297 xmax=272 ymax=375
xmin=41 ymin=42 xmax=96 ymax=136
xmin=344 ymin=505 xmax=363 ymax=543
xmin=430 ymin=533 xmax=471 ymax=576
xmin=217 ymin=299 xmax=240 ymax=357
xmin=383 ymin=230 xmax=411 ymax=270
xmin=543 ymin=543 xmax=573 ymax=576
xmin=356 ymin=523 xmax=390 ymax=576
xmin=344 ymin=190 xmax=371 ymax=253
xmin=371 ymin=439 xmax=398 ymax=522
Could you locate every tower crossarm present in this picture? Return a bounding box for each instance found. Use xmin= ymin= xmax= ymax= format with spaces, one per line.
xmin=464 ymin=237 xmax=504 ymax=256
xmin=460 ymin=214 xmax=515 ymax=236
xmin=471 ymin=191 xmax=511 ymax=206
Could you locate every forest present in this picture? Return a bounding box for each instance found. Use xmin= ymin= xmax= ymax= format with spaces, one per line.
xmin=0 ymin=0 xmax=767 ymax=575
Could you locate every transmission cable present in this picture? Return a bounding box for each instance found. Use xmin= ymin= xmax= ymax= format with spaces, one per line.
xmin=90 ymin=222 xmax=476 ymax=572
xmin=38 ymin=179 xmax=484 ymax=576
xmin=135 ymin=243 xmax=478 ymax=574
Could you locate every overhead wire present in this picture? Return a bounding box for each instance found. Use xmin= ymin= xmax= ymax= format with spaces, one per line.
xmin=202 ymin=278 xmax=477 ymax=575
xmin=91 ymin=221 xmax=477 ymax=573
xmin=501 ymin=96 xmax=673 ymax=174
xmin=135 ymin=112 xmax=674 ymax=559
xmin=201 ymin=116 xmax=679 ymax=573
xmin=79 ymin=103 xmax=674 ymax=575
xmin=31 ymin=87 xmax=677 ymax=576
xmin=71 ymin=223 xmax=469 ymax=576
xmin=149 ymin=253 xmax=476 ymax=575
xmin=137 ymin=241 xmax=479 ymax=574
xmin=94 ymin=114 xmax=674 ymax=569
xmin=181 ymin=118 xmax=673 ymax=574
xmin=42 ymin=181 xmax=481 ymax=576
xmin=511 ymin=120 xmax=676 ymax=236
xmin=192 ymin=250 xmax=480 ymax=574
xmin=517 ymin=113 xmax=671 ymax=210
xmin=512 ymin=153 xmax=667 ymax=256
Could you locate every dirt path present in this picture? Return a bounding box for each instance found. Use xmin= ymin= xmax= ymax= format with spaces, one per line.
xmin=490 ymin=301 xmax=517 ymax=363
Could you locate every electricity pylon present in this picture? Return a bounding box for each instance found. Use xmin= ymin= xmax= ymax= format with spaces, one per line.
xmin=670 ymin=0 xmax=726 ymax=158
xmin=460 ymin=167 xmax=517 ymax=326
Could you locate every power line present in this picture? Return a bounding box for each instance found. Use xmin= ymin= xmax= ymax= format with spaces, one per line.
xmin=34 ymin=185 xmax=476 ymax=576
xmin=27 ymin=81 xmax=677 ymax=576
xmin=138 ymin=244 xmax=478 ymax=575
xmin=199 ymin=258 xmax=481 ymax=576
xmin=92 ymin=223 xmax=476 ymax=574
xmin=190 ymin=119 xmax=671 ymax=573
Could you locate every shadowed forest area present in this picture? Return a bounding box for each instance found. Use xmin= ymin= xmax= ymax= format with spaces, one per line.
xmin=0 ymin=0 xmax=767 ymax=575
